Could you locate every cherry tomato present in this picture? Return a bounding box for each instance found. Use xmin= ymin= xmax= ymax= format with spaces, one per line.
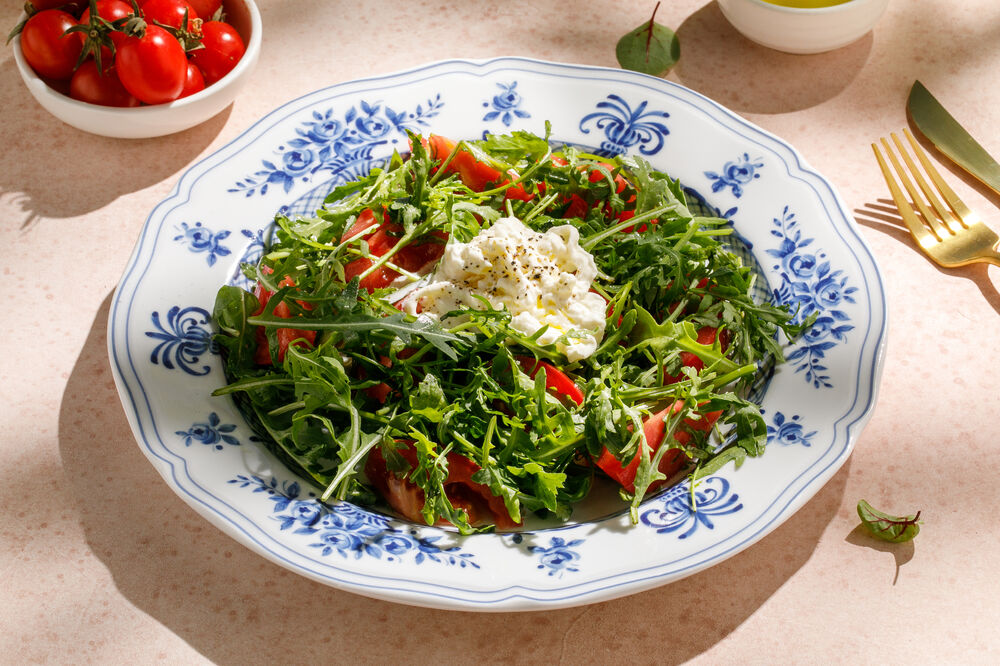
xmin=594 ymin=401 xmax=723 ymax=493
xmin=365 ymin=441 xmax=519 ymax=529
xmin=79 ymin=0 xmax=134 ymax=66
xmin=115 ymin=23 xmax=187 ymax=104
xmin=179 ymin=60 xmax=205 ymax=97
xmin=341 ymin=208 xmax=384 ymax=244
xmin=341 ymin=208 xmax=447 ymax=293
xmin=516 ymin=357 xmax=585 ymax=406
xmin=185 ymin=0 xmax=222 ymax=19
xmin=140 ymin=0 xmax=199 ymax=32
xmin=189 ymin=20 xmax=244 ymax=85
xmin=426 ymin=134 xmax=503 ymax=192
xmin=251 ymin=275 xmax=316 ymax=365
xmin=19 ymin=10 xmax=83 ymax=80
xmin=69 ymin=60 xmax=140 ymax=106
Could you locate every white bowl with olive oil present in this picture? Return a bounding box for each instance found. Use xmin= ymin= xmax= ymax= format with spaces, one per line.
xmin=717 ymin=0 xmax=890 ymax=54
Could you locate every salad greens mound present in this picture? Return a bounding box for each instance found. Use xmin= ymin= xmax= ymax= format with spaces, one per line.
xmin=211 ymin=127 xmax=810 ymax=534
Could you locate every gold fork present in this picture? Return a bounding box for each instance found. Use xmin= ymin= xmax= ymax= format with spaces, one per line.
xmin=872 ymin=128 xmax=1000 ymax=267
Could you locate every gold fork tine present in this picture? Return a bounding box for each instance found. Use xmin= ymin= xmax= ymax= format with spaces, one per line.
xmin=891 ymin=132 xmax=964 ymax=235
xmin=871 ymin=140 xmax=937 ymax=250
xmin=873 ymin=131 xmax=1000 ymax=269
xmin=879 ymin=135 xmax=949 ymax=240
xmin=901 ymin=128 xmax=980 ymax=227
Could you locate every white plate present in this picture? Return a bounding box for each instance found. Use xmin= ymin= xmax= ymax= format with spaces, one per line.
xmin=108 ymin=57 xmax=887 ymax=611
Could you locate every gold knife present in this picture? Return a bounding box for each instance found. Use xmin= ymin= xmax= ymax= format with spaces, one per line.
xmin=907 ymin=80 xmax=1000 ymax=198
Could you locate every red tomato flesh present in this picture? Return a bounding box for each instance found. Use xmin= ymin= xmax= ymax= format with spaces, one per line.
xmin=426 ymin=134 xmax=503 ymax=192
xmin=252 ymin=275 xmax=317 ymax=365
xmin=516 ymin=357 xmax=584 ymax=407
xmin=594 ymin=401 xmax=722 ymax=493
xmin=340 ymin=208 xmax=446 ymax=293
xmin=365 ymin=441 xmax=519 ymax=529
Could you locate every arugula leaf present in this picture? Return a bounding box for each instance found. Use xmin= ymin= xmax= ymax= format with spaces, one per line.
xmin=249 ymin=311 xmax=462 ymax=360
xmin=212 ymin=285 xmax=260 ymax=372
xmin=410 ymin=374 xmax=449 ymax=423
xmin=857 ymin=500 xmax=922 ymax=543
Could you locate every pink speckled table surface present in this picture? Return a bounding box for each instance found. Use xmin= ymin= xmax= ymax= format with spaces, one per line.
xmin=3 ymin=0 xmax=1000 ymax=663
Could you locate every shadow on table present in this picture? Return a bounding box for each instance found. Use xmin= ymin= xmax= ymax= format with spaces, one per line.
xmin=672 ymin=1 xmax=871 ymax=115
xmin=0 ymin=57 xmax=230 ymax=231
xmin=59 ymin=292 xmax=847 ymax=665
xmin=854 ymin=198 xmax=1000 ymax=314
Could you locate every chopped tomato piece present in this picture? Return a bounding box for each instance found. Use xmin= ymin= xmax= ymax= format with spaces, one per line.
xmin=252 ymin=275 xmax=316 ymax=365
xmin=594 ymin=401 xmax=722 ymax=493
xmin=365 ymin=441 xmax=518 ymax=529
xmin=426 ymin=134 xmax=503 ymax=192
xmin=341 ymin=207 xmax=382 ymax=243
xmin=587 ymin=161 xmax=629 ymax=194
xmin=340 ymin=209 xmax=447 ymax=293
xmin=562 ymin=193 xmax=589 ymax=219
xmin=503 ymin=168 xmax=535 ymax=202
xmin=516 ymin=357 xmax=584 ymax=406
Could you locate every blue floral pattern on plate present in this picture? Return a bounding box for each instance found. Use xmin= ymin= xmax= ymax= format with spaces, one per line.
xmin=579 ymin=94 xmax=670 ymax=156
xmin=767 ymin=206 xmax=857 ymax=388
xmin=482 ymin=81 xmax=531 ymax=126
xmin=524 ymin=536 xmax=584 ymax=577
xmin=229 ymin=97 xmax=444 ymax=198
xmin=145 ymin=306 xmax=218 ymax=376
xmin=765 ymin=412 xmax=818 ymax=448
xmin=230 ymin=475 xmax=479 ymax=568
xmin=173 ymin=222 xmax=231 ymax=266
xmin=176 ymin=412 xmax=240 ymax=450
xmin=704 ymin=153 xmax=764 ymax=198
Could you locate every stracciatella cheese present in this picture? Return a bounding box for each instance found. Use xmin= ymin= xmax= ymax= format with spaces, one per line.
xmin=401 ymin=216 xmax=606 ymax=362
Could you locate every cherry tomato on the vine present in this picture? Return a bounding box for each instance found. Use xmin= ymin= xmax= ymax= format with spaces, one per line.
xmin=115 ymin=23 xmax=187 ymax=104
xmin=179 ymin=60 xmax=205 ymax=97
xmin=184 ymin=0 xmax=222 ymax=20
xmin=140 ymin=0 xmax=200 ymax=32
xmin=70 ymin=60 xmax=140 ymax=107
xmin=79 ymin=0 xmax=135 ymax=65
xmin=189 ymin=20 xmax=244 ymax=85
xmin=19 ymin=9 xmax=83 ymax=80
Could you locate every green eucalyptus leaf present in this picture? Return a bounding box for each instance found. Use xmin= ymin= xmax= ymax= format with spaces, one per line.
xmin=616 ymin=5 xmax=680 ymax=77
xmin=857 ymin=499 xmax=921 ymax=543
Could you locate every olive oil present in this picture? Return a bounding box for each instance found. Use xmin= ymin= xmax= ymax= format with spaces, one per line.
xmin=760 ymin=0 xmax=852 ymax=7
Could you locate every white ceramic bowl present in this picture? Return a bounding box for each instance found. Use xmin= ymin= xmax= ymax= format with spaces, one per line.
xmin=12 ymin=0 xmax=261 ymax=138
xmin=717 ymin=0 xmax=889 ymax=54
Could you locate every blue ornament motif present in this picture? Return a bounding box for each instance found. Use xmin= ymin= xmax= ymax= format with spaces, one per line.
xmin=145 ymin=306 xmax=218 ymax=376
xmin=482 ymin=81 xmax=530 ymax=126
xmin=704 ymin=153 xmax=764 ymax=198
xmin=766 ymin=206 xmax=857 ymax=388
xmin=640 ymin=476 xmax=742 ymax=539
xmin=227 ymin=228 xmax=267 ymax=289
xmin=176 ymin=412 xmax=240 ymax=450
xmin=230 ymin=96 xmax=444 ymax=197
xmin=173 ymin=221 xmax=231 ymax=266
xmin=229 ymin=475 xmax=479 ymax=568
xmin=765 ymin=412 xmax=817 ymax=448
xmin=579 ymin=94 xmax=670 ymax=156
xmin=526 ymin=536 xmax=584 ymax=577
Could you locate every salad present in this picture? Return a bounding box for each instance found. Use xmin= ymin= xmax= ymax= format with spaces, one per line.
xmin=211 ymin=127 xmax=809 ymax=534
